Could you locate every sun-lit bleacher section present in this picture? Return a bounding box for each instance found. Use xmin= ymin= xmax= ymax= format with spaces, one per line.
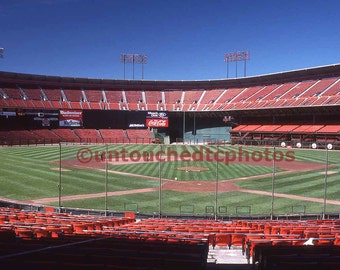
xmin=198 ymin=88 xmax=225 ymax=111
xmin=1 ymin=87 xmax=30 ymax=108
xmin=84 ymin=89 xmax=104 ymax=110
xmin=144 ymin=89 xmax=164 ymax=110
xmin=0 ymin=207 xmax=339 ymax=269
xmin=211 ymin=88 xmax=242 ymax=110
xmin=230 ymin=124 xmax=340 ymax=145
xmin=182 ymin=89 xmax=205 ymax=111
xmin=104 ymin=89 xmax=123 ymax=110
xmin=124 ymin=90 xmax=145 ymax=111
xmin=164 ymin=89 xmax=183 ymax=111
xmin=0 ymin=73 xmax=339 ymax=112
xmin=41 ymin=87 xmax=63 ymax=109
xmin=25 ymin=87 xmax=45 ymax=108
xmin=63 ymin=88 xmax=83 ymax=109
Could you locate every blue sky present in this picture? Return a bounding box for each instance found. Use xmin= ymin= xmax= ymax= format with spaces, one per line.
xmin=1 ymin=0 xmax=339 ymax=80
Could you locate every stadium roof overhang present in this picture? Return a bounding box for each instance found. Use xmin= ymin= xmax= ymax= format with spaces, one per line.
xmin=1 ymin=63 xmax=340 ymax=90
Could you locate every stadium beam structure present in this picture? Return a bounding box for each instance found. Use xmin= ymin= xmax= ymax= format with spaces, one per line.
xmin=270 ymin=145 xmax=276 ymax=220
xmin=58 ymin=142 xmax=62 ymax=211
xmin=120 ymin=53 xmax=148 ymax=80
xmin=323 ymin=143 xmax=332 ymax=219
xmin=105 ymin=144 xmax=109 ymax=216
xmin=224 ymin=50 xmax=250 ymax=78
xmin=215 ymin=146 xmax=219 ymax=221
xmin=158 ymin=145 xmax=163 ymax=218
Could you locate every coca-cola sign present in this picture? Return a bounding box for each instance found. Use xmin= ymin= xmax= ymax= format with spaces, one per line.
xmin=146 ymin=111 xmax=168 ymax=128
xmin=146 ymin=119 xmax=169 ymax=127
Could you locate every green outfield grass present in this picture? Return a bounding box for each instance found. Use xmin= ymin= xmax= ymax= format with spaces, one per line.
xmin=0 ymin=144 xmax=339 ymax=215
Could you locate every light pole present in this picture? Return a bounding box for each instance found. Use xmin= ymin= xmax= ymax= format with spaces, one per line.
xmin=120 ymin=53 xmax=148 ymax=80
xmin=224 ymin=51 xmax=250 ymax=78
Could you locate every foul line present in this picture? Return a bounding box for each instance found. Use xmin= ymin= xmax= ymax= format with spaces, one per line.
xmin=28 ymin=188 xmax=158 ymax=204
xmin=239 ymin=189 xmax=340 ymax=205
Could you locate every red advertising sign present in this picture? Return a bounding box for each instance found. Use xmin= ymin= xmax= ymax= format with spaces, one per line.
xmin=146 ymin=118 xmax=169 ymax=128
xmin=146 ymin=111 xmax=169 ymax=128
xmin=59 ymin=110 xmax=83 ymax=127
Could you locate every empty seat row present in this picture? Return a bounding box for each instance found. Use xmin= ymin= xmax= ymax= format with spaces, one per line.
xmin=0 ymin=128 xmax=153 ymax=145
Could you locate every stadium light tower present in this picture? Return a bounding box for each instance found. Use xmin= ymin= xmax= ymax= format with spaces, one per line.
xmin=120 ymin=53 xmax=148 ymax=80
xmin=0 ymin=48 xmax=4 ymax=58
xmin=224 ymin=50 xmax=250 ymax=78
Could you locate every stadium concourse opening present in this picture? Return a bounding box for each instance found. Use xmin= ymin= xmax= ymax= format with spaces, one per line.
xmin=0 ymin=64 xmax=340 ymax=269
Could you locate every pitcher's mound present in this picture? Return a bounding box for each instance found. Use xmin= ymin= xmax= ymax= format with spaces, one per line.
xmin=177 ymin=166 xmax=209 ymax=172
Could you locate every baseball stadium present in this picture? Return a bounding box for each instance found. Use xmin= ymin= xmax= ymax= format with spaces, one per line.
xmin=0 ymin=63 xmax=339 ymax=269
